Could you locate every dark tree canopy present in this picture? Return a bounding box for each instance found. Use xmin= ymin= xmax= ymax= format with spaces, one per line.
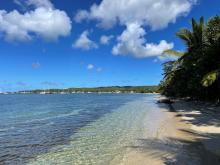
xmin=160 ymin=16 xmax=220 ymax=101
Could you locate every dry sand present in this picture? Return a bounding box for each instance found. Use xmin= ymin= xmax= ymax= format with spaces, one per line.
xmin=118 ymin=99 xmax=220 ymax=165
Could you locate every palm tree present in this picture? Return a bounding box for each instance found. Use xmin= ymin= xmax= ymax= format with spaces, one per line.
xmin=160 ymin=17 xmax=206 ymax=97
xmin=160 ymin=15 xmax=220 ymax=100
xmin=161 ymin=17 xmax=205 ymax=78
xmin=163 ymin=16 xmax=205 ymax=56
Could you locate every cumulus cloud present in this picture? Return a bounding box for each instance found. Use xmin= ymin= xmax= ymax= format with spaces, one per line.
xmin=87 ymin=64 xmax=94 ymax=70
xmin=112 ymin=23 xmax=174 ymax=58
xmin=73 ymin=30 xmax=97 ymax=50
xmin=74 ymin=0 xmax=196 ymax=58
xmin=100 ymin=35 xmax=114 ymax=45
xmin=75 ymin=0 xmax=196 ymax=30
xmin=0 ymin=0 xmax=71 ymax=42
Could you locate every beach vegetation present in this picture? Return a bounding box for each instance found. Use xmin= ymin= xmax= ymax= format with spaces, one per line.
xmin=160 ymin=16 xmax=220 ymax=101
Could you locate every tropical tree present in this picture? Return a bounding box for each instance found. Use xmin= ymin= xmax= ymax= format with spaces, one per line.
xmin=160 ymin=16 xmax=220 ymax=100
xmin=201 ymin=16 xmax=220 ymax=87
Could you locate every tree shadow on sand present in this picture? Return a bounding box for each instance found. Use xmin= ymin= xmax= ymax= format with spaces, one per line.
xmin=127 ymin=101 xmax=220 ymax=165
xmin=174 ymin=101 xmax=220 ymax=127
xmin=127 ymin=131 xmax=220 ymax=164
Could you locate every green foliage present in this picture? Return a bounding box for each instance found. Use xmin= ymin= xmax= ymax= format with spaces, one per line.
xmin=206 ymin=16 xmax=220 ymax=44
xmin=202 ymin=70 xmax=220 ymax=87
xmin=160 ymin=16 xmax=220 ymax=101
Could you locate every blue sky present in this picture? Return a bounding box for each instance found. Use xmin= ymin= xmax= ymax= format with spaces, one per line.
xmin=0 ymin=0 xmax=219 ymax=91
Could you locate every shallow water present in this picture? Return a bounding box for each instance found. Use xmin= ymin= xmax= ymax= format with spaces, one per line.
xmin=0 ymin=93 xmax=159 ymax=165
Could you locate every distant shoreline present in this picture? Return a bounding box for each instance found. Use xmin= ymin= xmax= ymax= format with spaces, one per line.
xmin=2 ymin=86 xmax=159 ymax=95
xmin=0 ymin=92 xmax=160 ymax=95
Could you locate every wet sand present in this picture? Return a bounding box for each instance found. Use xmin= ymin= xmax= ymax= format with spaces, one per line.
xmin=117 ymin=99 xmax=220 ymax=165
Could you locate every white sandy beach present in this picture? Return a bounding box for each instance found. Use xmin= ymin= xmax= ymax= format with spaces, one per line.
xmin=117 ymin=99 xmax=220 ymax=165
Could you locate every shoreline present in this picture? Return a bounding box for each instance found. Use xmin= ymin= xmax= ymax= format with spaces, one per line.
xmin=0 ymin=92 xmax=160 ymax=95
xmin=118 ymin=98 xmax=220 ymax=164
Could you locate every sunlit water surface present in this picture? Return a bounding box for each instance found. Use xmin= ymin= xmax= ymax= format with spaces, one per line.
xmin=0 ymin=93 xmax=159 ymax=165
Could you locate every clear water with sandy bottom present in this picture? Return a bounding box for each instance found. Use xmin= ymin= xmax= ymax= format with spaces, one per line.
xmin=0 ymin=93 xmax=160 ymax=165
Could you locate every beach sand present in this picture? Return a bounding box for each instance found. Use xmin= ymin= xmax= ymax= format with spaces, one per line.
xmin=116 ymin=99 xmax=220 ymax=165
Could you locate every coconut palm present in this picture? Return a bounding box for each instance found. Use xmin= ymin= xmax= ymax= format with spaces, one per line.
xmin=163 ymin=17 xmax=205 ymax=57
xmin=160 ymin=16 xmax=220 ymax=100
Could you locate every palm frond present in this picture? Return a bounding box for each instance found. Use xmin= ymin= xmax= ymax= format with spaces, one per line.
xmin=216 ymin=33 xmax=220 ymax=39
xmin=201 ymin=70 xmax=220 ymax=87
xmin=199 ymin=17 xmax=205 ymax=31
xmin=191 ymin=18 xmax=198 ymax=34
xmin=162 ymin=49 xmax=184 ymax=57
xmin=176 ymin=28 xmax=193 ymax=47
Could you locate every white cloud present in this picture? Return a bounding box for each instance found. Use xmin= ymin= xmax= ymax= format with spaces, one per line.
xmin=112 ymin=23 xmax=173 ymax=58
xmin=87 ymin=64 xmax=94 ymax=70
xmin=86 ymin=64 xmax=103 ymax=72
xmin=100 ymin=35 xmax=114 ymax=45
xmin=0 ymin=0 xmax=71 ymax=42
xmin=75 ymin=0 xmax=196 ymax=30
xmin=73 ymin=30 xmax=97 ymax=50
xmin=74 ymin=0 xmax=195 ymax=58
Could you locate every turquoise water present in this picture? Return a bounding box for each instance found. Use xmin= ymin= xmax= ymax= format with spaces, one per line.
xmin=0 ymin=93 xmax=159 ymax=165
